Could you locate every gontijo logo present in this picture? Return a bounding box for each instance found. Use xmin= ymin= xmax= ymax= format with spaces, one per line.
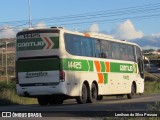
xmin=17 ymin=41 xmax=44 ymax=47
xmin=17 ymin=37 xmax=54 ymax=50
xmin=17 ymin=33 xmax=59 ymax=51
xmin=120 ymin=65 xmax=133 ymax=72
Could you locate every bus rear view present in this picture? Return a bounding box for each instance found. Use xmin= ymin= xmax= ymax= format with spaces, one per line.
xmin=16 ymin=28 xmax=65 ymax=105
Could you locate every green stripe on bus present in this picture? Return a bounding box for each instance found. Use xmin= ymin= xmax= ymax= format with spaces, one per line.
xmin=88 ymin=60 xmax=94 ymax=71
xmin=62 ymin=58 xmax=89 ymax=71
xmin=50 ymin=37 xmax=59 ymax=48
xmin=100 ymin=61 xmax=106 ymax=72
xmin=103 ymin=73 xmax=108 ymax=84
xmin=17 ymin=59 xmax=59 ymax=72
xmin=61 ymin=58 xmax=135 ymax=73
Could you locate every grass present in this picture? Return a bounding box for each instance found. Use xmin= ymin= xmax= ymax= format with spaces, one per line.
xmin=144 ymin=71 xmax=160 ymax=94
xmin=0 ymin=81 xmax=37 ymax=106
xmin=144 ymin=81 xmax=160 ymax=94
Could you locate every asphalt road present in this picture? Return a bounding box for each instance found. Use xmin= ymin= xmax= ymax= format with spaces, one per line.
xmin=0 ymin=94 xmax=160 ymax=117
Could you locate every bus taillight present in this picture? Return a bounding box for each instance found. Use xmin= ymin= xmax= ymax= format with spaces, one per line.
xmin=59 ymin=70 xmax=65 ymax=82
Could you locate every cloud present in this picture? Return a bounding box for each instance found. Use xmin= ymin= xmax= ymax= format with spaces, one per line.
xmin=0 ymin=22 xmax=47 ymax=38
xmin=131 ymin=33 xmax=160 ymax=49
xmin=0 ymin=26 xmax=17 ymax=38
xmin=111 ymin=19 xmax=144 ymax=40
xmin=34 ymin=22 xmax=47 ymax=28
xmin=110 ymin=20 xmax=159 ymax=49
xmin=89 ymin=23 xmax=99 ymax=32
xmin=87 ymin=20 xmax=159 ymax=49
xmin=0 ymin=22 xmax=47 ymax=39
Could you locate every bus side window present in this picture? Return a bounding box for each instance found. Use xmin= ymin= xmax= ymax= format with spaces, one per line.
xmin=85 ymin=39 xmax=90 ymax=57
xmin=128 ymin=45 xmax=135 ymax=61
xmin=83 ymin=38 xmax=93 ymax=57
xmin=65 ymin=33 xmax=75 ymax=55
xmin=101 ymin=40 xmax=111 ymax=59
xmin=64 ymin=33 xmax=79 ymax=55
xmin=120 ymin=44 xmax=128 ymax=60
xmin=95 ymin=39 xmax=102 ymax=58
xmin=111 ymin=42 xmax=120 ymax=60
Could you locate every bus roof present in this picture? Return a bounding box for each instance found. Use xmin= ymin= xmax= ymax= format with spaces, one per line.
xmin=61 ymin=28 xmax=141 ymax=49
xmin=19 ymin=27 xmax=141 ymax=49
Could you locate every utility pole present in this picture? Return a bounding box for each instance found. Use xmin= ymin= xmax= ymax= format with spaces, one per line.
xmin=28 ymin=0 xmax=32 ymax=28
xmin=5 ymin=42 xmax=9 ymax=84
xmin=1 ymin=48 xmax=4 ymax=66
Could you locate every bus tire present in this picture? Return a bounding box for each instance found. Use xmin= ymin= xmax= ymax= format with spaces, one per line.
xmin=127 ymin=83 xmax=136 ymax=99
xmin=37 ymin=96 xmax=49 ymax=106
xmin=88 ymin=83 xmax=97 ymax=103
xmin=76 ymin=84 xmax=87 ymax=104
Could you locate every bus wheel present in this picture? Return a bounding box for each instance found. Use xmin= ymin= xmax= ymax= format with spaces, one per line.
xmin=127 ymin=83 xmax=136 ymax=99
xmin=37 ymin=96 xmax=49 ymax=106
xmin=88 ymin=83 xmax=97 ymax=103
xmin=76 ymin=84 xmax=87 ymax=104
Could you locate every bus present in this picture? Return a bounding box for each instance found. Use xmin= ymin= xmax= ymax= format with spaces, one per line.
xmin=16 ymin=27 xmax=144 ymax=105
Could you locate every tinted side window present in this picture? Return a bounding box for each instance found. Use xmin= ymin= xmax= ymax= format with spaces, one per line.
xmin=74 ymin=38 xmax=81 ymax=56
xmin=64 ymin=34 xmax=75 ymax=55
xmin=65 ymin=33 xmax=137 ymax=62
xmin=95 ymin=39 xmax=102 ymax=58
xmin=120 ymin=44 xmax=128 ymax=60
xmin=64 ymin=33 xmax=94 ymax=57
xmin=120 ymin=44 xmax=135 ymax=61
xmin=81 ymin=38 xmax=93 ymax=57
xmin=111 ymin=42 xmax=120 ymax=60
xmin=101 ymin=40 xmax=112 ymax=59
xmin=128 ymin=45 xmax=135 ymax=61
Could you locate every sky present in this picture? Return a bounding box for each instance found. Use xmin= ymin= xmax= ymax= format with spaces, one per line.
xmin=0 ymin=0 xmax=160 ymax=49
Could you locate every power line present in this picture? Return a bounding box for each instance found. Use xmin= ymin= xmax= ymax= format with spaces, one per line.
xmin=1 ymin=2 xmax=160 ymax=25
xmin=0 ymin=2 xmax=160 ymax=30
xmin=0 ymin=23 xmax=28 ymax=31
xmin=40 ymin=7 xmax=160 ymax=24
xmin=32 ymin=2 xmax=160 ymax=22
xmin=48 ymin=13 xmax=160 ymax=26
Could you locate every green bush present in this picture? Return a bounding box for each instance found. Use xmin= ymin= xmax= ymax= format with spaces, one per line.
xmin=144 ymin=82 xmax=160 ymax=94
xmin=0 ymin=81 xmax=16 ymax=90
xmin=0 ymin=81 xmax=37 ymax=105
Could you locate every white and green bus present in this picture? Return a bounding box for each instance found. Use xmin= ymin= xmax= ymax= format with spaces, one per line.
xmin=16 ymin=27 xmax=144 ymax=105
